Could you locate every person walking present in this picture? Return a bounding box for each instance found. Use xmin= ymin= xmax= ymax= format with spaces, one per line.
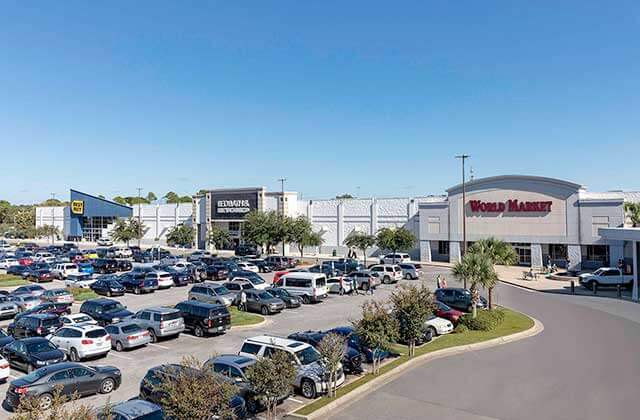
xmin=352 ymin=275 xmax=359 ymax=295
xmin=436 ymin=274 xmax=442 ymax=289
xmin=239 ymin=290 xmax=247 ymax=311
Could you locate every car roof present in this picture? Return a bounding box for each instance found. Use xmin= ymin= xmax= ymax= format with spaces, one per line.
xmin=245 ymin=335 xmax=311 ymax=349
xmin=213 ymin=354 xmax=256 ymax=367
xmin=17 ymin=337 xmax=49 ymax=344
xmin=141 ymin=307 xmax=179 ymax=313
xmin=178 ymin=300 xmax=224 ymax=309
xmin=66 ymin=324 xmax=104 ymax=331
xmin=28 ymin=313 xmax=58 ymax=319
xmin=109 ymin=399 xmax=161 ymax=417
xmin=281 ymin=272 xmax=325 ymax=279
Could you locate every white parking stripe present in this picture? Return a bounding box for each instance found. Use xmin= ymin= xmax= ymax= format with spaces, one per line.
xmin=287 ymin=397 xmax=304 ymax=404
xmin=147 ymin=343 xmax=170 ymax=350
xmin=107 ymin=352 xmax=133 ymax=360
xmin=179 ymin=334 xmax=203 ymax=340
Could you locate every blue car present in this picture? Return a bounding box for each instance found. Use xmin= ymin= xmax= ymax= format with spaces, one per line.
xmin=78 ymin=262 xmax=95 ymax=275
xmin=326 ymin=326 xmax=390 ymax=363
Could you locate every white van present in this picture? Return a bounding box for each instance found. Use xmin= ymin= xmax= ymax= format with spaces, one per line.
xmin=280 ymin=272 xmax=328 ymax=304
xmin=52 ymin=263 xmax=79 ymax=279
xmin=380 ymin=253 xmax=411 ymax=265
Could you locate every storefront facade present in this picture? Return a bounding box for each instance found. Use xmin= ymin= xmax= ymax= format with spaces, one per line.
xmin=419 ymin=175 xmax=627 ymax=271
xmin=67 ymin=190 xmax=133 ymax=241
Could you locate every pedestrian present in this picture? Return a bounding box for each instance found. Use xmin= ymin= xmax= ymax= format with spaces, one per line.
xmin=239 ymin=290 xmax=247 ymax=311
xmin=441 ymin=276 xmax=447 ymax=289
xmin=369 ymin=283 xmax=375 ymax=295
xmin=352 ymin=275 xmax=359 ymax=295
xmin=436 ymin=274 xmax=442 ymax=289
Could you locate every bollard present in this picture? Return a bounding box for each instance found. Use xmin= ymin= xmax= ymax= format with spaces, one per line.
xmin=570 ymin=280 xmax=575 ymax=294
xmin=617 ymin=284 xmax=622 ymax=298
xmin=592 ymin=282 xmax=598 ymax=295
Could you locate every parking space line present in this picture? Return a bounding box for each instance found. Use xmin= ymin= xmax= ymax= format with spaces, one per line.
xmin=147 ymin=343 xmax=170 ymax=350
xmin=179 ymin=334 xmax=203 ymax=340
xmin=107 ymin=352 xmax=133 ymax=360
xmin=287 ymin=397 xmax=304 ymax=404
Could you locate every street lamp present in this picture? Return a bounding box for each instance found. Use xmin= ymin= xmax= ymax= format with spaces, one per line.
xmin=136 ymin=188 xmax=143 ymax=247
xmin=455 ymin=154 xmax=470 ymax=288
xmin=277 ymin=178 xmax=286 ymax=256
xmin=50 ymin=193 xmax=56 ymax=245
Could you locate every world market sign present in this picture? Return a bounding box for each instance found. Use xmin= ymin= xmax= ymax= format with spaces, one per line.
xmin=469 ymin=199 xmax=552 ymax=214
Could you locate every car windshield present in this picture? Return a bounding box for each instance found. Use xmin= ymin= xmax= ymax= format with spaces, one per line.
xmin=213 ymin=287 xmax=230 ymax=295
xmin=72 ymin=315 xmax=93 ymax=323
xmin=121 ymin=324 xmax=143 ymax=334
xmin=248 ymin=277 xmax=265 ymax=285
xmin=257 ymin=292 xmax=273 ymax=299
xmin=26 ymin=341 xmax=57 ymax=353
xmin=274 ymin=288 xmax=289 ymax=297
xmin=103 ymin=302 xmax=125 ymax=312
xmin=592 ymin=269 xmax=604 ymax=275
xmin=295 ymin=346 xmax=321 ymax=365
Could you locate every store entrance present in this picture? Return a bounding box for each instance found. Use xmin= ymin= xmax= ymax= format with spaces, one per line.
xmin=512 ymin=243 xmax=532 ymax=266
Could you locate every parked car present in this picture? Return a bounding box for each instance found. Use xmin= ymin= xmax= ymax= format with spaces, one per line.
xmin=187 ymin=250 xmax=212 ymax=262
xmin=92 ymin=258 xmax=119 ymax=274
xmin=145 ymin=271 xmax=173 ymax=289
xmin=8 ymin=313 xmax=62 ymax=339
xmin=105 ymin=321 xmax=151 ymax=351
xmin=0 ymin=328 xmax=15 ymax=349
xmin=325 ymin=326 xmax=389 ymax=363
xmin=578 ymin=267 xmax=634 ymax=289
xmin=229 ymin=271 xmax=269 ymax=290
xmin=96 ymin=238 xmax=114 ymax=247
xmin=241 ymin=289 xmax=285 ymax=315
xmin=239 ymin=335 xmax=344 ymax=399
xmin=278 ymin=272 xmax=328 ymax=303
xmin=115 ymin=259 xmax=133 ymax=272
xmin=287 ymin=330 xmax=363 ymax=374
xmin=264 ymin=256 xmax=295 ymax=270
xmin=79 ymin=299 xmax=133 ymax=326
xmin=15 ymin=302 xmax=71 ymax=320
xmin=112 ymin=246 xmax=133 ymax=259
xmin=398 ymin=263 xmax=423 ymax=280
xmin=326 ymin=276 xmax=353 ymax=295
xmin=78 ymin=262 xmax=95 ymax=276
xmin=267 ymin=287 xmax=302 ymax=308
xmin=205 ymin=263 xmax=231 ymax=281
xmin=82 ymin=249 xmax=99 ymax=260
xmin=188 ymin=283 xmax=235 ymax=306
xmin=9 ymin=294 xmax=41 ymax=312
xmin=60 ymin=313 xmax=98 ymax=326
xmin=434 ymin=301 xmax=464 ymax=325
xmin=131 ymin=307 xmax=184 ymax=343
xmin=48 ymin=324 xmax=111 ymax=361
xmin=6 ymin=265 xmax=30 ymax=276
xmin=423 ymin=315 xmax=454 ymax=341
xmin=13 ymin=284 xmax=46 ymax=298
xmin=118 ymin=272 xmax=157 ymax=294
xmin=3 ymin=362 xmax=121 ymax=410
xmin=64 ymin=272 xmax=97 ymax=288
xmin=91 ymin=276 xmax=126 ymax=297
xmin=22 ymin=266 xmax=54 ymax=283
xmin=97 ymin=399 xmax=163 ymax=420
xmin=246 ymin=258 xmax=273 ymax=273
xmin=368 ymin=264 xmax=403 ymax=284
xmin=236 ymin=261 xmax=259 ymax=273
xmin=222 ymin=280 xmax=255 ymax=302
xmin=1 ymin=337 xmax=66 ymax=373
xmin=40 ymin=288 xmax=74 ymax=304
xmin=161 ymin=266 xmax=192 ymax=286
xmin=379 ymin=253 xmax=411 ymax=264
xmin=434 ymin=288 xmax=488 ymax=312
xmin=175 ymin=300 xmax=231 ymax=337
xmin=235 ymin=244 xmax=260 ymax=257
xmin=321 ymin=259 xmax=363 ymax=276
xmin=0 ymin=257 xmax=19 ymax=270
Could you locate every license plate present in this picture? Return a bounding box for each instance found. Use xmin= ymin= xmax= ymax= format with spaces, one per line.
xmin=217 ymin=326 xmax=224 ymax=331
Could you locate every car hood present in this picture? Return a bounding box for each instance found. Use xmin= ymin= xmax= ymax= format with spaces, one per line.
xmin=91 ymin=365 xmax=121 ymax=376
xmin=105 ymin=309 xmax=133 ymax=319
xmin=263 ymin=297 xmax=285 ymax=305
xmin=32 ymin=349 xmax=65 ymax=362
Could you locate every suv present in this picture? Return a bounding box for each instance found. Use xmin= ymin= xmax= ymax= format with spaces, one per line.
xmin=188 ymin=283 xmax=235 ymax=306
xmin=48 ymin=324 xmax=111 ymax=361
xmin=8 ymin=313 xmax=62 ymax=339
xmin=434 ymin=288 xmax=488 ymax=312
xmin=118 ymin=272 xmax=158 ymax=294
xmin=288 ymin=330 xmax=363 ymax=374
xmin=80 ymin=299 xmax=134 ymax=326
xmin=175 ymin=300 xmax=231 ymax=337
xmin=235 ymin=244 xmax=259 ymax=257
xmin=398 ymin=263 xmax=423 ymax=280
xmin=145 ymin=271 xmax=173 ymax=289
xmin=241 ymin=289 xmax=285 ymax=315
xmin=380 ymin=253 xmax=411 ymax=264
xmin=239 ymin=335 xmax=344 ymax=399
xmin=131 ymin=307 xmax=184 ymax=342
xmin=279 ymin=273 xmax=328 ymax=304
xmin=264 ymin=256 xmax=295 ymax=270
xmin=368 ymin=264 xmax=403 ymax=284
xmin=92 ymin=259 xmax=119 ymax=274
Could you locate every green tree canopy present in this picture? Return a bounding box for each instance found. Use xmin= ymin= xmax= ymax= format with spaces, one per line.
xmin=376 ymin=227 xmax=416 ymax=255
xmin=207 ymin=225 xmax=231 ymax=250
xmin=468 ymin=238 xmax=517 ymax=266
xmin=166 ymin=224 xmax=195 ymax=247
xmin=246 ymin=349 xmax=296 ymax=420
xmin=452 ymin=252 xmax=498 ymax=316
xmin=110 ymin=218 xmax=148 ymax=245
xmin=164 ymin=192 xmax=180 ymax=203
xmin=146 ymin=192 xmax=158 ymax=202
xmin=352 ymin=300 xmax=398 ymax=374
xmin=243 ymin=211 xmax=286 ymax=254
xmin=287 ymin=216 xmax=324 ymax=257
xmin=344 ymin=230 xmax=377 ymax=265
xmin=389 ymin=284 xmax=434 ymax=356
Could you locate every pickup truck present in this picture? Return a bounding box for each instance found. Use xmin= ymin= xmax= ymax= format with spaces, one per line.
xmin=578 ymin=267 xmax=634 ymax=289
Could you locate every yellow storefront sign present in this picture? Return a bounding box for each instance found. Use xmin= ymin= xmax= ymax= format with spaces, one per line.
xmin=71 ymin=200 xmax=84 ymax=215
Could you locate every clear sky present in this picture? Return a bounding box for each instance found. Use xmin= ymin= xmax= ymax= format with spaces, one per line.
xmin=1 ymin=1 xmax=639 ymax=204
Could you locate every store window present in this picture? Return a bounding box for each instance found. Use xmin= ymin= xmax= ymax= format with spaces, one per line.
xmin=229 ymin=222 xmax=240 ymax=232
xmin=585 ymin=245 xmax=609 ymax=263
xmin=549 ymin=244 xmax=567 ymax=260
xmin=438 ymin=241 xmax=449 ymax=255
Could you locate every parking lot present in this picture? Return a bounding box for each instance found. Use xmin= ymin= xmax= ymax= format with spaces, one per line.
xmin=0 ymin=261 xmax=456 ymax=419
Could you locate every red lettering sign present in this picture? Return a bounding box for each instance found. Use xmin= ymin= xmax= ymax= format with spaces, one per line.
xmin=469 ymin=200 xmax=552 ymax=214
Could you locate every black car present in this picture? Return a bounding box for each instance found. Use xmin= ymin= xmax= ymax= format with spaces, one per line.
xmin=118 ymin=272 xmax=158 ymax=294
xmin=91 ymin=277 xmax=126 ymax=297
xmin=235 ymin=244 xmax=259 ymax=257
xmin=434 ymin=288 xmax=488 ymax=312
xmin=115 ymin=259 xmax=133 ymax=272
xmin=247 ymin=259 xmax=274 ymax=273
xmin=4 ymin=362 xmax=121 ymax=411
xmin=6 ymin=265 xmax=29 ymax=276
xmin=325 ymin=326 xmax=390 ymax=363
xmin=0 ymin=328 xmax=15 ymax=349
xmin=175 ymin=300 xmax=231 ymax=337
xmin=287 ymin=330 xmax=363 ymax=374
xmin=92 ymin=258 xmax=119 ymax=274
xmin=79 ymin=299 xmax=133 ymax=326
xmin=140 ymin=364 xmax=246 ymax=419
xmin=98 ymin=399 xmax=164 ymax=420
xmin=1 ymin=337 xmax=66 ymax=373
xmin=268 ymin=287 xmax=302 ymax=308
xmin=7 ymin=313 xmax=62 ymax=339
xmin=205 ymin=263 xmax=230 ymax=281
xmin=160 ymin=266 xmax=192 ymax=286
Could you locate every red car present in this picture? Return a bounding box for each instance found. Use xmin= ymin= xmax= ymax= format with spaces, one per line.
xmin=272 ymin=270 xmax=290 ymax=286
xmin=434 ymin=301 xmax=464 ymax=325
xmin=18 ymin=257 xmax=33 ymax=266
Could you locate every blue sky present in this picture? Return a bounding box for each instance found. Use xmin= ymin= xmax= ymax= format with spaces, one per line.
xmin=1 ymin=1 xmax=639 ymax=204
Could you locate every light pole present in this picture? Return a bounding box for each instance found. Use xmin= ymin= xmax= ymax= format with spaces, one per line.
xmin=277 ymin=178 xmax=286 ymax=256
xmin=50 ymin=193 xmax=56 ymax=244
xmin=136 ymin=188 xmax=143 ymax=248
xmin=455 ymin=154 xmax=470 ymax=288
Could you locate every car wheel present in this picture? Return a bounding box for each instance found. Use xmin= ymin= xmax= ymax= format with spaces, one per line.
xmin=404 ymin=273 xmax=412 ymax=280
xmin=423 ymin=328 xmax=434 ymax=343
xmin=100 ymin=378 xmax=115 ymax=394
xmin=115 ymin=341 xmax=124 ymax=352
xmin=302 ymin=295 xmax=311 ymax=304
xmin=134 ymin=287 xmax=141 ymax=295
xmin=39 ymin=393 xmax=53 ymax=410
xmin=362 ymin=282 xmax=369 ymax=291
xmin=261 ymin=306 xmax=269 ymax=315
xmin=149 ymin=329 xmax=157 ymax=343
xmin=70 ymin=348 xmax=80 ymax=362
xmin=300 ymin=379 xmax=317 ymax=399
xmin=383 ymin=276 xmax=391 ymax=284
xmin=194 ymin=326 xmax=204 ymax=337
xmin=191 ymin=297 xmax=197 ymax=300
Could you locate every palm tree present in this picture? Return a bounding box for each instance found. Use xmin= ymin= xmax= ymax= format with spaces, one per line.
xmin=452 ymin=252 xmax=497 ymax=317
xmin=468 ymin=238 xmax=518 ymax=265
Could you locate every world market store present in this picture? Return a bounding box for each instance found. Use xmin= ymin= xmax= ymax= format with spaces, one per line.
xmin=418 ymin=175 xmax=634 ymax=272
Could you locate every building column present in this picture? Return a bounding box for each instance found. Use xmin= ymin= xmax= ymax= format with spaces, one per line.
xmin=633 ymin=241 xmax=638 ymax=301
xmin=609 ymin=241 xmax=624 ymax=269
xmin=450 ymin=241 xmax=461 ymax=263
xmin=531 ymin=244 xmax=543 ymax=268
xmin=567 ymin=245 xmax=582 ymax=272
xmin=420 ymin=240 xmax=432 ymax=263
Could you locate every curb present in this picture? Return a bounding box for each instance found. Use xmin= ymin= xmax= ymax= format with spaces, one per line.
xmin=230 ymin=317 xmax=272 ymax=331
xmin=285 ymin=314 xmax=543 ymax=420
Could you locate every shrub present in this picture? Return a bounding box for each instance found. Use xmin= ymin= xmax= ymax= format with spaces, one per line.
xmin=453 ymin=323 xmax=469 ymax=334
xmin=459 ymin=308 xmax=506 ymax=331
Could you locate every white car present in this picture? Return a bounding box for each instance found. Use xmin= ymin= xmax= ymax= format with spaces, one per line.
xmin=369 ymin=264 xmax=403 ymax=284
xmin=113 ymin=246 xmax=133 ymax=258
xmin=52 ymin=263 xmax=79 ymax=279
xmin=146 ymin=271 xmax=173 ymax=289
xmin=34 ymin=252 xmax=55 ymax=263
xmin=578 ymin=267 xmax=634 ymax=289
xmin=65 ymin=273 xmax=97 ymax=288
xmin=0 ymin=242 xmax=14 ymax=252
xmin=97 ymin=238 xmax=114 ymax=247
xmin=60 ymin=313 xmax=98 ymax=326
xmin=326 ymin=276 xmax=353 ymax=295
xmin=380 ymin=253 xmax=412 ymax=265
xmin=0 ymin=258 xmax=19 ymax=269
xmin=237 ymin=262 xmax=259 ymax=273
xmin=424 ymin=315 xmax=454 ymax=337
xmin=47 ymin=324 xmax=111 ymax=361
xmin=0 ymin=355 xmax=9 ymax=383
xmin=169 ymin=261 xmax=190 ymax=272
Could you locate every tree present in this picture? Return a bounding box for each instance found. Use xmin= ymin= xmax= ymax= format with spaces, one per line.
xmin=344 ymin=231 xmax=377 ymax=266
xmin=376 ymin=227 xmax=416 ymax=262
xmin=467 ymin=238 xmax=517 ymax=308
xmin=389 ymin=284 xmax=434 ymax=357
xmin=164 ymin=192 xmax=180 ymax=204
xmin=243 ymin=211 xmax=284 ymax=254
xmin=287 ymin=216 xmax=324 ymax=257
xmin=40 ymin=198 xmax=65 ymax=206
xmin=166 ymin=224 xmax=195 ymax=247
xmin=149 ymin=356 xmax=237 ymax=420
xmin=146 ymin=192 xmax=158 ymax=202
xmin=110 ymin=218 xmax=148 ymax=245
xmin=336 ymin=194 xmax=354 ymax=199
xmin=179 ymin=195 xmax=192 ymax=203
xmin=36 ymin=225 xmax=60 ymax=244
xmin=352 ymin=300 xmax=398 ymax=375
xmin=245 ymin=349 xmax=296 ymax=420
xmin=624 ymin=202 xmax=640 ymax=227
xmin=0 ymin=200 xmax=11 ymax=224
xmin=452 ymin=252 xmax=497 ymax=317
xmin=207 ymin=225 xmax=231 ymax=250
xmin=127 ymin=196 xmax=150 ymax=205
xmin=317 ymin=333 xmax=347 ymax=397
xmin=97 ymin=195 xmax=105 ymax=200
xmin=112 ymin=196 xmax=127 ymax=205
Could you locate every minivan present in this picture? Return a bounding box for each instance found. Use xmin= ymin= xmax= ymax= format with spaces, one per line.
xmin=279 ymin=273 xmax=328 ymax=303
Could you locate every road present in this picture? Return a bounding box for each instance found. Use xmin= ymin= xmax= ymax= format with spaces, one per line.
xmin=329 ymin=282 xmax=640 ymax=420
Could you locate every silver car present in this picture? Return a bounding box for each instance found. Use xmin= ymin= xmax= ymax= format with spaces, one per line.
xmin=131 ymin=307 xmax=184 ymax=343
xmin=0 ymin=296 xmax=19 ymax=319
xmin=398 ymin=263 xmax=423 ymax=280
xmin=105 ymin=321 xmax=152 ymax=351
xmin=9 ymin=294 xmax=41 ymax=312
xmin=188 ymin=283 xmax=234 ymax=306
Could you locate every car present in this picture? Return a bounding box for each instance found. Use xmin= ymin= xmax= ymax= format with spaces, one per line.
xmin=96 ymin=238 xmax=114 ymax=247
xmin=187 ymin=250 xmax=212 ymax=262
xmin=91 ymin=276 xmax=126 ymax=297
xmin=40 ymin=288 xmax=74 ymax=304
xmin=423 ymin=315 xmax=454 ymax=341
xmin=3 ymin=362 xmax=121 ymax=410
xmin=239 ymin=335 xmax=344 ymax=399
xmin=0 ymin=328 xmax=16 ymax=349
xmin=160 ymin=265 xmax=192 ymax=286
xmin=78 ymin=262 xmax=95 ymax=276
xmin=229 ymin=271 xmax=269 ymax=290
xmin=434 ymin=288 xmax=488 ymax=312
xmin=92 ymin=258 xmax=119 ymax=275
xmin=97 ymin=399 xmax=164 ymax=420
xmin=0 ymin=258 xmax=19 ymax=269
xmin=82 ymin=249 xmax=100 ymax=259
xmin=379 ymin=253 xmax=411 ymax=264
xmin=79 ymin=298 xmax=134 ymax=326
xmin=12 ymin=284 xmax=46 ymax=298
xmin=8 ymin=313 xmax=63 ymax=339
xmin=185 ymin=262 xmax=208 ymax=282
xmin=287 ymin=330 xmax=363 ymax=374
xmin=578 ymin=267 xmax=634 ymax=289
xmin=0 ymin=354 xmax=9 ymax=383
xmin=0 ymin=296 xmax=20 ymax=319
xmin=205 ymin=263 xmax=231 ymax=281
xmin=321 ymin=259 xmax=363 ymax=276
xmin=64 ymin=272 xmax=97 ymax=288
xmin=131 ymin=307 xmax=184 ymax=343
xmin=398 ymin=263 xmax=423 ymax=280
xmin=9 ymin=294 xmax=41 ymax=312
xmin=264 ymin=256 xmax=295 ymax=270
xmin=145 ymin=271 xmax=173 ymax=289
xmin=139 ymin=364 xmax=247 ymax=419
xmin=205 ymin=354 xmax=289 ymax=414
xmin=118 ymin=272 xmax=158 ymax=294
xmin=15 ymin=302 xmax=71 ymax=320
xmin=1 ymin=337 xmax=66 ymax=373
xmin=175 ymin=300 xmax=231 ymax=337
xmin=33 ymin=252 xmax=56 ymax=264
xmin=115 ymin=259 xmax=133 ymax=272
xmin=246 ymin=258 xmax=273 ymax=273
xmin=434 ymin=301 xmax=464 ymax=325
xmin=236 ymin=261 xmax=259 ymax=273
xmin=48 ymin=324 xmax=111 ymax=361
xmin=326 ymin=276 xmax=353 ymax=295
xmin=22 ymin=266 xmax=54 ymax=283
xmin=240 ymin=289 xmax=285 ymax=315
xmin=268 ymin=287 xmax=302 ymax=308
xmin=104 ymin=321 xmax=151 ymax=351
xmin=368 ymin=264 xmax=403 ymax=284
xmin=6 ymin=265 xmax=30 ymax=276
xmin=326 ymin=326 xmax=389 ymax=363
xmin=235 ymin=244 xmax=260 ymax=257
xmin=278 ymin=272 xmax=328 ymax=304
xmin=111 ymin=246 xmax=133 ymax=259
xmin=60 ymin=313 xmax=98 ymax=326
xmin=188 ymin=283 xmax=235 ymax=306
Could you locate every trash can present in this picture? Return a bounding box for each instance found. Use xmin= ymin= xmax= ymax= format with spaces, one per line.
xmin=332 ymin=249 xmax=337 ymax=257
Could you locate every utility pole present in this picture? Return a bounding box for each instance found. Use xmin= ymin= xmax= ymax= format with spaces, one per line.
xmin=455 ymin=154 xmax=470 ymax=288
xmin=137 ymin=187 xmax=143 ymax=248
xmin=50 ymin=193 xmax=56 ymax=244
xmin=277 ymin=178 xmax=286 ymax=256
